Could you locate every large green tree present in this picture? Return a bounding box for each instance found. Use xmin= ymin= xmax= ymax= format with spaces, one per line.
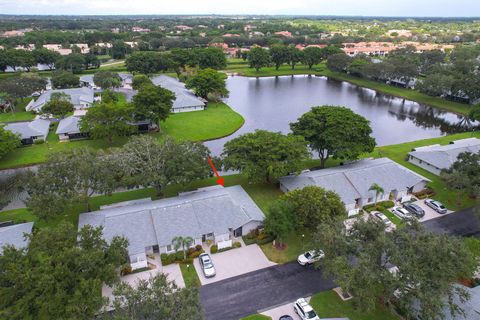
xmin=283 ymin=186 xmax=346 ymax=230
xmin=287 ymin=45 xmax=304 ymax=70
xmin=26 ymin=148 xmax=120 ymax=219
xmin=131 ymin=74 xmax=153 ymax=90
xmin=51 ymin=70 xmax=80 ymax=89
xmin=270 ymin=44 xmax=289 ymax=70
xmin=0 ymin=126 xmax=20 ymax=159
xmin=247 ymin=47 xmax=271 ymax=71
xmin=132 ymin=84 xmax=175 ymax=124
xmin=0 ymin=223 xmax=128 ymax=320
xmin=93 ymin=70 xmax=122 ymax=89
xmin=222 ymin=130 xmax=310 ymax=183
xmin=106 ymin=274 xmax=203 ymax=320
xmin=314 ymin=218 xmax=476 ymax=320
xmin=55 ymin=53 xmax=86 ymax=74
xmin=302 ymin=46 xmax=323 ymax=69
xmin=290 ymin=106 xmax=376 ymax=168
xmin=41 ymin=92 xmax=74 ymax=119
xmin=32 ymin=48 xmax=60 ymax=70
xmin=80 ymin=101 xmax=135 ymax=144
xmin=0 ymin=74 xmax=47 ymax=100
xmin=441 ymin=151 xmax=480 ymax=197
xmin=327 ymin=53 xmax=352 ymax=72
xmin=264 ymin=199 xmax=295 ymax=245
xmin=185 ymin=68 xmax=228 ymax=100
xmin=195 ymin=47 xmax=227 ymax=70
xmin=116 ymin=135 xmax=212 ymax=196
xmin=125 ymin=51 xmax=173 ymax=74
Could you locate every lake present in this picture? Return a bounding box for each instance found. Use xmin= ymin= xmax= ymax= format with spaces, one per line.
xmin=205 ymin=75 xmax=477 ymax=155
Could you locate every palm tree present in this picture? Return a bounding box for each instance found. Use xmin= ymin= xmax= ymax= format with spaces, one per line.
xmin=369 ymin=183 xmax=384 ymax=207
xmin=172 ymin=236 xmax=194 ymax=261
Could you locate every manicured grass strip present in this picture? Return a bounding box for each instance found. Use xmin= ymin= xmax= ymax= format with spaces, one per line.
xmin=179 ymin=263 xmax=201 ymax=288
xmin=161 ymin=102 xmax=244 ymax=142
xmin=382 ymin=210 xmax=403 ymax=226
xmin=0 ymin=111 xmax=35 ymax=122
xmin=240 ymin=315 xmax=272 ymax=320
xmin=310 ymin=290 xmax=399 ymax=320
xmin=464 ymin=237 xmax=480 ymax=258
xmin=260 ymin=231 xmax=312 ymax=264
xmin=0 ymin=208 xmax=38 ymax=225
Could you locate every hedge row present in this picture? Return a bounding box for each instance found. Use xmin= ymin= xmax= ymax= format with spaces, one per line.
xmin=161 ymin=245 xmax=204 ymax=265
xmin=363 ymin=200 xmax=395 ymax=212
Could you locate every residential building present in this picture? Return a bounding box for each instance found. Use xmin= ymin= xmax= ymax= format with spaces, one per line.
xmin=4 ymin=119 xmax=50 ymax=145
xmin=279 ymin=158 xmax=430 ymax=216
xmin=223 ymin=33 xmax=241 ymax=37
xmin=295 ymin=44 xmax=327 ymax=50
xmin=1 ymin=28 xmax=33 ymax=38
xmin=244 ymin=24 xmax=257 ymax=32
xmin=78 ymin=185 xmax=265 ymax=270
xmin=408 ymin=138 xmax=480 ymax=176
xmin=151 ymin=75 xmax=206 ymax=113
xmin=132 ymin=26 xmax=151 ymax=33
xmin=175 ymin=25 xmax=192 ymax=31
xmin=275 ymin=31 xmax=292 ymax=37
xmin=56 ymin=115 xmax=88 ymax=141
xmin=43 ymin=44 xmax=72 ymax=55
xmin=0 ymin=222 xmax=34 ymax=254
xmin=26 ymin=87 xmax=94 ymax=112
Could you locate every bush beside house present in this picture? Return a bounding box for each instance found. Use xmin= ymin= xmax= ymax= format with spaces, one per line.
xmin=363 ymin=200 xmax=395 ymax=212
xmin=161 ymin=244 xmax=204 ymax=265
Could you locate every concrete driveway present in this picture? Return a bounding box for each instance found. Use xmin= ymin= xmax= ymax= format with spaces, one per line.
xmin=413 ymin=199 xmax=453 ymax=222
xmin=194 ymin=242 xmax=276 ymax=285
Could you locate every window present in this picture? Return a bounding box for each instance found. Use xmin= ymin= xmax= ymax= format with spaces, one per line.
xmin=367 ymin=197 xmax=373 ymax=203
xmin=166 ymin=244 xmax=173 ymax=252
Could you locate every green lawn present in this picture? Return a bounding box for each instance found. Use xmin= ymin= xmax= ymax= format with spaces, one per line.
xmin=371 ymin=131 xmax=480 ymax=211
xmin=240 ymin=315 xmax=272 ymax=320
xmin=0 ymin=111 xmax=35 ymax=122
xmin=0 ymin=102 xmax=244 ymax=169
xmin=260 ymin=231 xmax=312 ymax=264
xmin=382 ymin=210 xmax=403 ymax=226
xmin=464 ymin=237 xmax=480 ymax=258
xmin=225 ymin=60 xmax=472 ymax=116
xmin=161 ymin=102 xmax=244 ymax=142
xmin=310 ymin=291 xmax=398 ymax=320
xmin=179 ymin=263 xmax=201 ymax=288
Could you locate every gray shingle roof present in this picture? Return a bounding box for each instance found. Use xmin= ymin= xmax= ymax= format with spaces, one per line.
xmin=28 ymin=87 xmax=94 ymax=112
xmin=78 ymin=185 xmax=264 ymax=256
xmin=0 ymin=222 xmax=34 ymax=254
xmin=409 ymin=138 xmax=480 ymax=170
xmin=151 ymin=75 xmax=205 ymax=110
xmin=56 ymin=116 xmax=81 ymax=135
xmin=279 ymin=158 xmax=430 ymax=205
xmin=4 ymin=119 xmax=50 ymax=139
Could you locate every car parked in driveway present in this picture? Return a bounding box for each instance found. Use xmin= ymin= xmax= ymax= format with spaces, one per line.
xmin=424 ymin=199 xmax=448 ymax=214
xmin=403 ymin=203 xmax=425 ymax=218
xmin=392 ymin=206 xmax=412 ymax=219
xmin=297 ymin=250 xmax=325 ymax=266
xmin=293 ymin=298 xmax=320 ymax=320
xmin=199 ymin=253 xmax=216 ymax=278
xmin=373 ymin=212 xmax=396 ymax=231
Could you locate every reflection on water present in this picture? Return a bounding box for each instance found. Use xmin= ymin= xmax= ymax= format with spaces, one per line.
xmin=205 ymin=75 xmax=478 ymax=155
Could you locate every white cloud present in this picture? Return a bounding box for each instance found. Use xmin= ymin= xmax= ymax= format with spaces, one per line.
xmin=0 ymin=0 xmax=478 ymax=16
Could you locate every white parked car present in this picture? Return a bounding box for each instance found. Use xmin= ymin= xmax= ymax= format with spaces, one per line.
xmin=392 ymin=206 xmax=412 ymax=219
xmin=424 ymin=199 xmax=448 ymax=214
xmin=198 ymin=253 xmax=216 ymax=278
xmin=293 ymin=298 xmax=320 ymax=320
xmin=297 ymin=250 xmax=325 ymax=266
xmin=373 ymin=212 xmax=396 ymax=231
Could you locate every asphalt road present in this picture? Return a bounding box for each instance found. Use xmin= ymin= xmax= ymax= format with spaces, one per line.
xmin=423 ymin=207 xmax=480 ymax=237
xmin=200 ymin=261 xmax=336 ymax=320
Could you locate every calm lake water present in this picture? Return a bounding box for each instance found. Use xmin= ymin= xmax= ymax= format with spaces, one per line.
xmin=205 ymin=75 xmax=477 ymax=155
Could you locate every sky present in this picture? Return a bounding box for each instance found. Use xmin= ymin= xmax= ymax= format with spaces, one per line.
xmin=0 ymin=0 xmax=479 ymax=17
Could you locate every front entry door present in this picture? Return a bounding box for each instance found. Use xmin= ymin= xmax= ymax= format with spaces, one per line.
xmin=233 ymin=227 xmax=242 ymax=237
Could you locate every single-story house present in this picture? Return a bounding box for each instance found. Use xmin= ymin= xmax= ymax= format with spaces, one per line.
xmin=78 ymin=185 xmax=265 ymax=270
xmin=79 ymin=75 xmax=98 ymax=90
xmin=279 ymin=158 xmax=430 ymax=216
xmin=56 ymin=116 xmax=89 ymax=141
xmin=26 ymin=87 xmax=94 ymax=112
xmin=4 ymin=119 xmax=50 ymax=145
xmin=0 ymin=222 xmax=34 ymax=254
xmin=80 ymin=73 xmax=133 ymax=90
xmin=408 ymin=138 xmax=480 ymax=176
xmin=151 ymin=75 xmax=206 ymax=113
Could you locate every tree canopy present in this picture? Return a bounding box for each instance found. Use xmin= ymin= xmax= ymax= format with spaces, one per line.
xmin=0 ymin=74 xmax=47 ymax=99
xmin=131 ymin=74 xmax=153 ymax=90
xmin=125 ymin=51 xmax=173 ymax=74
xmin=0 ymin=222 xmax=128 ymax=320
xmin=222 ymin=130 xmax=310 ymax=183
xmin=290 ymin=106 xmax=376 ymax=168
xmin=314 ymin=218 xmax=476 ymax=320
xmin=51 ymin=70 xmax=80 ymax=89
xmin=441 ymin=151 xmax=480 ymax=197
xmin=41 ymin=92 xmax=74 ymax=118
xmin=132 ymin=84 xmax=175 ymax=123
xmin=0 ymin=125 xmax=20 ymax=159
xmin=247 ymin=47 xmax=271 ymax=71
xmin=93 ymin=70 xmax=122 ymax=89
xmin=185 ymin=68 xmax=228 ymax=100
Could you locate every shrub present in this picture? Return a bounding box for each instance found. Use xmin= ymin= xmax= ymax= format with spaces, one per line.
xmin=413 ymin=187 xmax=436 ymax=199
xmin=187 ymin=247 xmax=196 ymax=256
xmin=179 ymin=258 xmax=193 ymax=264
xmin=195 ymin=244 xmax=203 ymax=251
xmin=189 ymin=250 xmax=204 ymax=259
xmin=242 ymin=236 xmax=257 ymax=246
xmin=120 ymin=265 xmax=132 ymax=276
xmin=363 ymin=200 xmax=395 ymax=212
xmin=257 ymin=235 xmax=275 ymax=245
xmin=210 ymin=245 xmax=218 ymax=254
xmin=233 ymin=241 xmax=241 ymax=248
xmin=34 ymin=139 xmax=45 ymax=145
xmin=175 ymin=251 xmax=185 ymax=260
xmin=160 ymin=253 xmax=176 ymax=265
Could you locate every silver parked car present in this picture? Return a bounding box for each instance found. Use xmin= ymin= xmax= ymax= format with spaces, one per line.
xmin=392 ymin=206 xmax=412 ymax=219
xmin=424 ymin=199 xmax=447 ymax=214
xmin=198 ymin=253 xmax=216 ymax=278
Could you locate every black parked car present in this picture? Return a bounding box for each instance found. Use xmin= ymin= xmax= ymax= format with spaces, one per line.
xmin=279 ymin=316 xmax=294 ymax=320
xmin=403 ymin=203 xmax=425 ymax=218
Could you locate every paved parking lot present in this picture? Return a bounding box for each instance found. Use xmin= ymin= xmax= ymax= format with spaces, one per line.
xmin=389 ymin=199 xmax=453 ymax=222
xmin=194 ymin=243 xmax=276 ymax=285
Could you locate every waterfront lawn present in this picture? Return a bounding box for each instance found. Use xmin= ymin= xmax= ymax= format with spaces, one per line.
xmin=179 ymin=263 xmax=201 ymax=288
xmin=227 ymin=61 xmax=326 ymax=77
xmin=371 ymin=131 xmax=480 ymax=211
xmin=0 ymin=102 xmax=244 ymax=169
xmin=310 ymin=291 xmax=398 ymax=320
xmin=161 ymin=102 xmax=244 ymax=141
